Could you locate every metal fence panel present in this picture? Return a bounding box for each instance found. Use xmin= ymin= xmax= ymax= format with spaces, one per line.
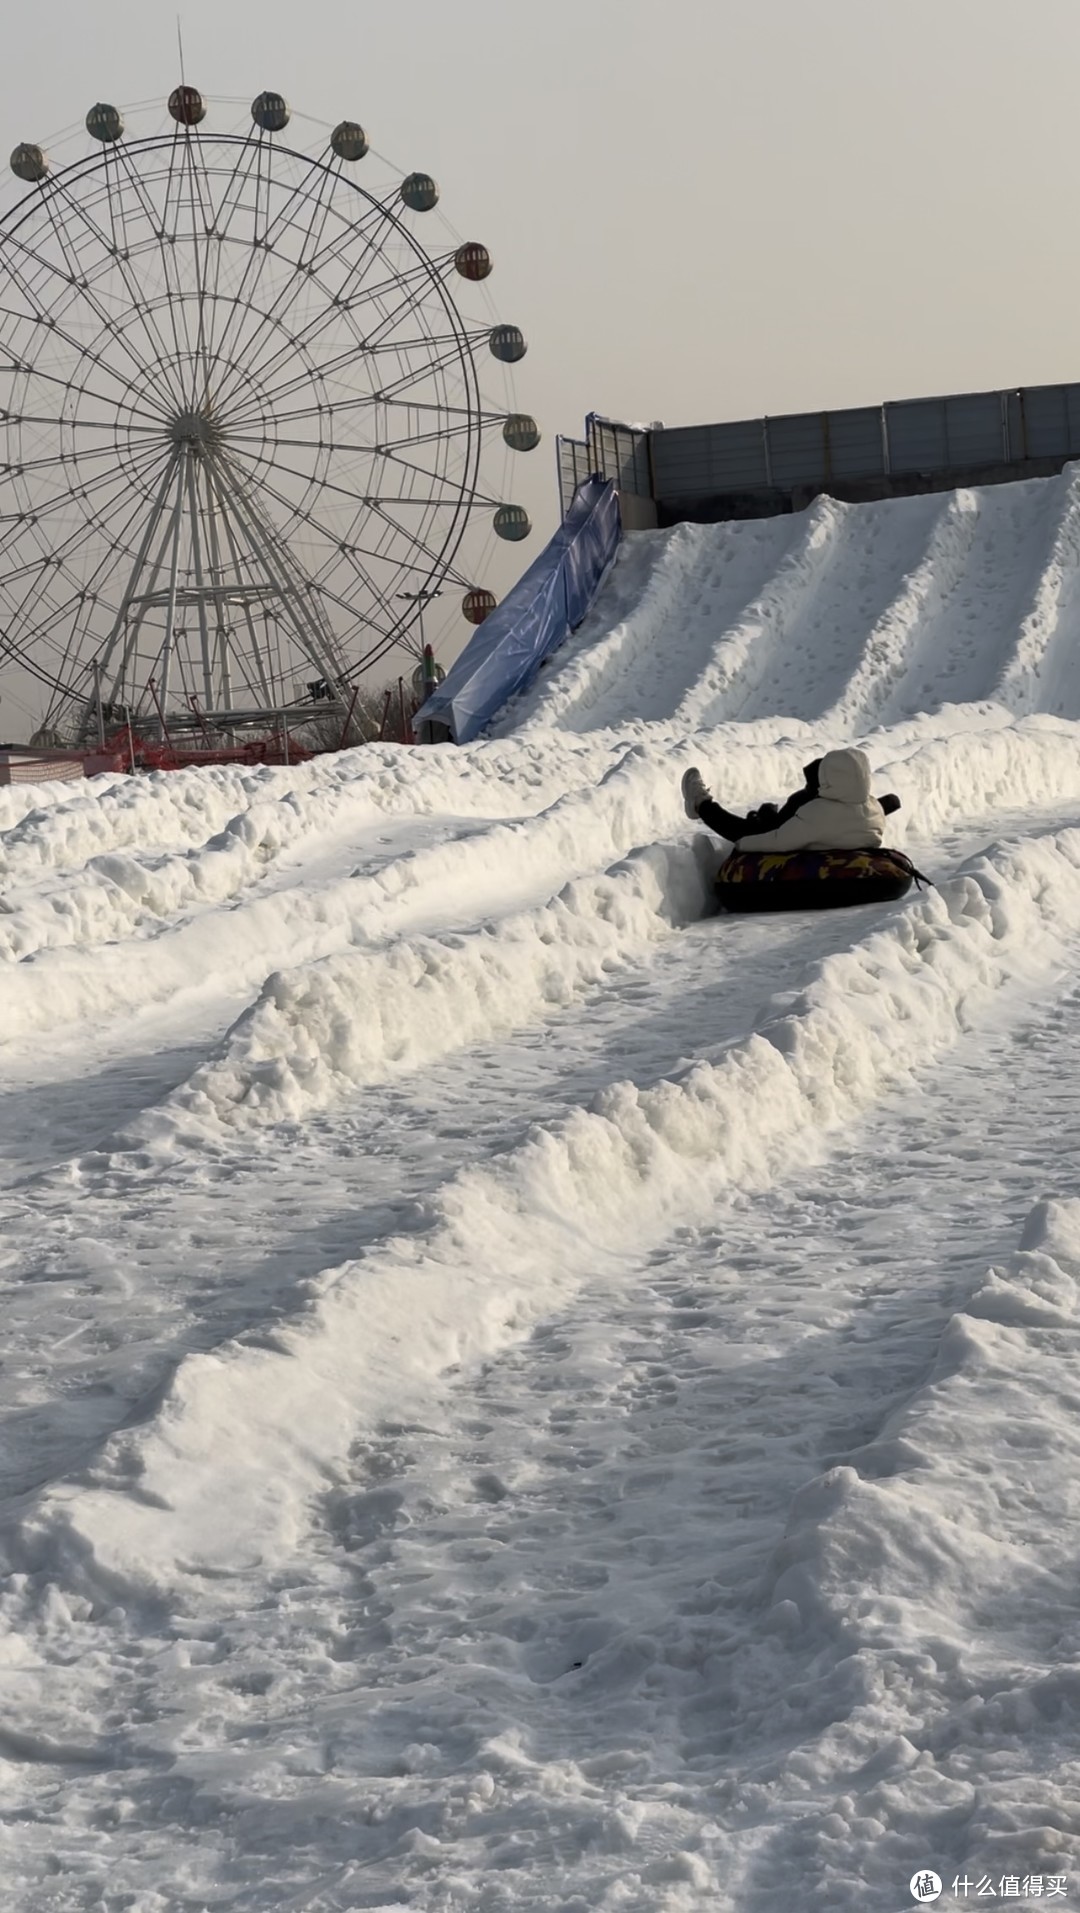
xmin=1066 ymin=384 xmax=1080 ymax=453
xmin=825 ymin=407 xmax=886 ymax=480
xmin=884 ymin=398 xmax=949 ymax=473
xmin=1014 ymin=385 xmax=1071 ymax=459
xmin=586 ymin=416 xmax=651 ymax=495
xmin=556 ymin=436 xmax=592 ymax=518
xmin=943 ymin=391 xmax=1006 ymax=466
xmin=765 ymin=412 xmax=827 ymax=487
xmin=587 ymin=377 xmax=1080 ymax=522
xmin=652 ymin=420 xmax=768 ymax=498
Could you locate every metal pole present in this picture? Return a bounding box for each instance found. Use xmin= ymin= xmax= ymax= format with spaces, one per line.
xmin=398 ymin=675 xmax=409 ymax=744
xmin=420 ymin=642 xmax=439 ymax=746
xmin=185 ymin=452 xmax=214 ymax=710
xmin=92 ymin=659 xmax=105 ymax=749
xmin=397 ymin=587 xmax=442 ymax=745
xmin=202 ymin=459 xmax=235 ymax=713
xmin=87 ymin=447 xmax=182 ymax=719
xmin=159 ymin=453 xmax=186 ymax=715
xmin=337 ymin=682 xmax=360 ymax=750
xmin=94 ymin=450 xmax=182 ymax=675
xmin=206 ymin=467 xmax=270 ymax=709
xmin=208 ymin=446 xmax=346 ymax=706
xmin=147 ymin=677 xmax=175 ymax=753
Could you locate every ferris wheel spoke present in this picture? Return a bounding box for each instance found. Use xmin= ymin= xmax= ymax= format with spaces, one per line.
xmin=223 ymin=425 xmax=465 ymax=464
xmin=224 ymin=440 xmax=457 ymax=516
xmin=61 ymin=463 xmax=178 ymax=612
xmin=0 ymin=436 xmax=170 ymax=544
xmin=217 ymin=259 xmax=448 ymax=420
xmin=162 ymin=141 xmax=205 ymax=390
xmin=225 ymin=331 xmax=462 ymax=428
xmin=0 ymin=475 xmax=168 ymax=598
xmin=2 ymin=437 xmax=159 ymax=479
xmin=101 ymin=145 xmax=130 ymax=259
xmin=15 ymin=203 xmax=184 ymax=416
xmin=187 ymin=142 xmax=266 ymax=375
xmin=254 ymin=392 xmax=502 ymax=440
xmin=194 ymin=142 xmax=345 ymax=387
xmin=286 ymin=180 xmax=388 ymax=288
xmin=229 ymin=461 xmax=408 ymax=640
xmin=0 ymin=241 xmax=179 ymax=426
xmin=3 ymin=409 xmax=164 ymax=439
xmin=291 ymin=158 xmax=339 ymax=276
xmin=182 ymin=130 xmax=229 ymax=412
xmin=1 ymin=327 xmax=172 ymax=435
xmin=208 ymin=239 xmax=439 ymax=420
xmin=366 ymin=499 xmax=468 ymax=584
xmin=158 ymin=127 xmax=190 ymax=244
xmin=0 ymin=470 xmax=170 ymax=573
xmin=326 ymin=200 xmax=456 ymax=332
xmin=368 ymin=415 xmax=496 ymax=453
xmin=106 ymin=137 xmax=205 ymax=395
xmin=2 ymin=360 xmax=168 ymax=435
xmin=40 ymin=173 xmax=192 ymax=416
xmin=371 ymin=438 xmax=476 ymax=491
xmin=142 ymin=138 xmax=203 ymax=390
xmin=0 ymin=569 xmax=112 ymax=699
xmin=368 ymin=340 xmax=478 ymax=410
xmin=19 ymin=447 xmax=174 ymax=594
xmin=204 ymin=256 xmax=356 ymax=420
xmin=349 ymin=266 xmax=468 ymax=363
xmin=0 ymin=555 xmax=76 ymax=658
xmin=328 ymin=227 xmax=436 ymax=323
xmin=40 ymin=605 xmax=93 ymax=713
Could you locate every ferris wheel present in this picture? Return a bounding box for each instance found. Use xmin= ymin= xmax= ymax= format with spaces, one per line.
xmin=0 ymin=88 xmax=539 ymax=740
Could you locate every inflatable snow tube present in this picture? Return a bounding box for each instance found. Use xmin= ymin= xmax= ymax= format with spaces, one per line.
xmin=716 ymin=846 xmax=920 ymax=914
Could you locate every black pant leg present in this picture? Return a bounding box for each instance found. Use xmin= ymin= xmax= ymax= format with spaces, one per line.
xmin=697 ymin=797 xmax=750 ymax=842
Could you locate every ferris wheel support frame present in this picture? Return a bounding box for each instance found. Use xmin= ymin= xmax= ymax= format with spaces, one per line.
xmin=85 ymin=432 xmax=352 ymax=738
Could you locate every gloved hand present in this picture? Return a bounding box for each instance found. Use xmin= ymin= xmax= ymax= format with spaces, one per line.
xmin=744 ymin=802 xmax=780 ymax=831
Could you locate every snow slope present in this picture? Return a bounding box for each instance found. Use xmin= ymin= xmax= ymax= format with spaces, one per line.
xmin=4 ymin=471 xmax=1080 ymax=1911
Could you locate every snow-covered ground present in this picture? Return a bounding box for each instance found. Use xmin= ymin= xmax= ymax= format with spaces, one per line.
xmin=5 ymin=472 xmax=1080 ymax=1911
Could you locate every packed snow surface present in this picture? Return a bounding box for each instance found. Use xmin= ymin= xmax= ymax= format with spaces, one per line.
xmin=5 ymin=471 xmax=1080 ymax=1911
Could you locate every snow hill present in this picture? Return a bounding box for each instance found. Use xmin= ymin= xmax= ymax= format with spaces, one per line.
xmin=4 ymin=470 xmax=1080 ymax=1911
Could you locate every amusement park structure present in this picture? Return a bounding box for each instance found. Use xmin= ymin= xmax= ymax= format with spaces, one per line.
xmin=0 ymin=87 xmax=537 ymax=759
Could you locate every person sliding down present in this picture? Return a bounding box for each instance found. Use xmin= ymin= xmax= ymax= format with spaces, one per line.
xmin=681 ymin=748 xmax=897 ymax=853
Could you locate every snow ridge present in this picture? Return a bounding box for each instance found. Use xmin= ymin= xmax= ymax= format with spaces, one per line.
xmin=755 ymin=1193 xmax=1080 ymax=1900
xmin=28 ymin=826 xmax=1080 ymax=1598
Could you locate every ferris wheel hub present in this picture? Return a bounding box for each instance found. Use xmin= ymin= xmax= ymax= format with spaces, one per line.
xmin=168 ymin=409 xmax=223 ymax=450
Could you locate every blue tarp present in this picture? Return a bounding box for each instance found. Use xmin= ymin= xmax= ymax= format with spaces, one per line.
xmin=413 ymin=477 xmax=620 ymax=745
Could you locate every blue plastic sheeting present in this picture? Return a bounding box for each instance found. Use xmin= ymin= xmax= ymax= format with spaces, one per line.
xmin=413 ymin=477 xmax=620 ymax=745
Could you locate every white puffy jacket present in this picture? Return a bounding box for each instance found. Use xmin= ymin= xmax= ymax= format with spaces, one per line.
xmin=737 ymin=748 xmax=886 ymax=853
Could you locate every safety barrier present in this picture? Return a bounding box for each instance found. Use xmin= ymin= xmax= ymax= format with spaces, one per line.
xmin=413 ymin=477 xmax=620 ymax=744
xmin=569 ymin=381 xmax=1080 ymax=524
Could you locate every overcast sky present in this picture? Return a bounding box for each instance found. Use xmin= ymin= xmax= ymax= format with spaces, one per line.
xmin=3 ymin=0 xmax=1079 ymax=734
